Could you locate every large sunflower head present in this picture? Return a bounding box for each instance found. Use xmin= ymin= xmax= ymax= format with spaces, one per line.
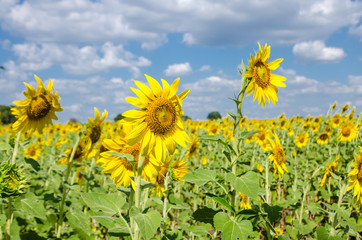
xmin=244 ymin=43 xmax=286 ymax=108
xmin=122 ymin=74 xmax=190 ymax=161
xmin=347 ymin=150 xmax=362 ymax=207
xmin=11 ymin=75 xmax=63 ymax=133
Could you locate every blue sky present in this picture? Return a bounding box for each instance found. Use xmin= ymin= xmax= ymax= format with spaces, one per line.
xmin=0 ymin=0 xmax=362 ymax=122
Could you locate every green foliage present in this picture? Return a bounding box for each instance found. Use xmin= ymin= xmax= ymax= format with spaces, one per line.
xmin=207 ymin=111 xmax=222 ymax=120
xmin=114 ymin=113 xmax=125 ymax=122
xmin=0 ymin=105 xmax=16 ymax=125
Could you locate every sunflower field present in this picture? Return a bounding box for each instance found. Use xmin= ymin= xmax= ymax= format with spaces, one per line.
xmin=0 ymin=43 xmax=361 ymax=240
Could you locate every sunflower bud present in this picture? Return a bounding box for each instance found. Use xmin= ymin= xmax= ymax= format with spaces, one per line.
xmin=0 ymin=163 xmax=27 ymax=197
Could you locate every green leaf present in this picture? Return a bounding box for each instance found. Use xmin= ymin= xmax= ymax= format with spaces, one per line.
xmin=108 ymin=152 xmax=134 ymax=161
xmin=262 ymin=203 xmax=283 ymax=225
xmin=81 ymin=193 xmax=127 ymax=216
xmin=182 ymin=168 xmax=217 ymax=186
xmin=192 ymin=207 xmax=221 ymax=226
xmin=226 ymin=171 xmax=260 ymax=199
xmin=213 ymin=212 xmax=252 ymax=240
xmin=91 ymin=215 xmax=129 ymax=235
xmin=239 ymin=131 xmax=260 ymax=140
xmin=24 ymin=157 xmax=40 ymax=171
xmin=0 ymin=143 xmax=12 ymax=151
xmin=205 ymin=193 xmax=235 ymax=214
xmin=66 ymin=210 xmax=92 ymax=237
xmin=19 ymin=197 xmax=46 ymax=220
xmin=227 ymin=111 xmax=237 ymax=121
xmin=130 ymin=207 xmax=161 ymax=239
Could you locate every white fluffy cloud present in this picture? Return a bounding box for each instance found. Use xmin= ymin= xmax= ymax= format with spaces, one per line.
xmin=10 ymin=42 xmax=151 ymax=76
xmin=293 ymin=40 xmax=346 ymax=63
xmin=164 ymin=62 xmax=192 ymax=77
xmin=0 ymin=0 xmax=361 ymax=48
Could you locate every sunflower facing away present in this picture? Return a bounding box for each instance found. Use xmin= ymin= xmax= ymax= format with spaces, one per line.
xmin=11 ymin=75 xmax=63 ymax=133
xmin=244 ymin=43 xmax=286 ymax=108
xmin=123 ymin=74 xmax=190 ymax=161
xmin=268 ymin=133 xmax=288 ymax=178
xmin=347 ymin=149 xmax=362 ymax=207
xmin=320 ymin=155 xmax=340 ymax=187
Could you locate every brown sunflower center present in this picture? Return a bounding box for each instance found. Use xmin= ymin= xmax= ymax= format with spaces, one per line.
xmin=156 ymin=167 xmax=169 ymax=185
xmin=189 ymin=142 xmax=198 ymax=155
xmin=146 ymin=98 xmax=176 ymax=135
xmin=274 ymin=146 xmax=285 ymax=165
xmin=28 ymin=147 xmax=36 ymax=156
xmin=342 ymin=127 xmax=351 ymax=137
xmin=319 ymin=133 xmax=329 ymax=141
xmin=258 ymin=132 xmax=266 ymax=141
xmin=298 ymin=136 xmax=305 ymax=143
xmin=27 ymin=95 xmax=52 ymax=120
xmin=357 ymin=163 xmax=362 ymax=181
xmin=89 ymin=125 xmax=101 ymax=144
xmin=253 ymin=61 xmax=270 ymax=89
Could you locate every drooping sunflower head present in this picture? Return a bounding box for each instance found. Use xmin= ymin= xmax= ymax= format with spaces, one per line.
xmin=244 ymin=43 xmax=286 ymax=108
xmin=341 ymin=103 xmax=349 ymax=114
xmin=11 ymin=75 xmax=63 ymax=133
xmin=186 ymin=137 xmax=199 ymax=159
xmin=320 ymin=155 xmax=340 ymax=187
xmin=268 ymin=133 xmax=288 ymax=178
xmin=331 ymin=102 xmax=337 ymax=111
xmin=123 ymin=75 xmax=190 ymax=160
xmin=86 ymin=108 xmax=108 ymax=145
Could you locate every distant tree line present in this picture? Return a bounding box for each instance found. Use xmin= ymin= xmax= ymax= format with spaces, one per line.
xmin=0 ymin=105 xmax=16 ymax=125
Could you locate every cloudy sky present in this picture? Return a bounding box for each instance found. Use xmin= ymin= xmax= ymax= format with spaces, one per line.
xmin=0 ymin=0 xmax=362 ymax=122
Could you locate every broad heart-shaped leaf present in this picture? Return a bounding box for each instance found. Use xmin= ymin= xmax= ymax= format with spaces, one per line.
xmin=239 ymin=131 xmax=260 ymax=140
xmin=81 ymin=192 xmax=127 ymax=216
xmin=182 ymin=168 xmax=217 ymax=186
xmin=192 ymin=207 xmax=222 ymax=226
xmin=19 ymin=197 xmax=47 ymax=220
xmin=316 ymin=226 xmax=342 ymax=240
xmin=91 ymin=215 xmax=130 ymax=236
xmin=205 ymin=193 xmax=235 ymax=214
xmin=66 ymin=210 xmax=92 ymax=238
xmin=262 ymin=203 xmax=283 ymax=225
xmin=24 ymin=157 xmax=40 ymax=171
xmin=214 ymin=212 xmax=253 ymax=240
xmin=226 ymin=171 xmax=260 ymax=199
xmin=130 ymin=207 xmax=161 ymax=239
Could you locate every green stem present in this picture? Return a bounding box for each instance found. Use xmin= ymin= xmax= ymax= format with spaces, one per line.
xmin=56 ymin=135 xmax=80 ymax=238
xmin=299 ymin=183 xmax=310 ymax=224
xmin=265 ymin=157 xmax=270 ymax=204
xmin=134 ymin=152 xmax=145 ymax=240
xmin=11 ymin=131 xmax=21 ymax=165
xmin=162 ymin=174 xmax=169 ymax=226
xmin=330 ymin=183 xmax=347 ymax=236
xmin=5 ymin=198 xmax=13 ymax=240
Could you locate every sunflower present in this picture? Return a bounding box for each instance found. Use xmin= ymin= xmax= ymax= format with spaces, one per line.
xmin=11 ymin=75 xmax=63 ymax=133
xmin=316 ymin=132 xmax=331 ymax=145
xmin=97 ymin=138 xmax=160 ymax=188
xmin=341 ymin=103 xmax=349 ymax=114
xmin=331 ymin=102 xmax=337 ymax=111
xmin=239 ymin=192 xmax=252 ymax=210
xmin=186 ymin=137 xmax=199 ymax=159
xmin=338 ymin=121 xmax=358 ymax=142
xmin=85 ymin=108 xmax=108 ymax=145
xmin=244 ymin=43 xmax=286 ymax=108
xmin=294 ymin=132 xmax=309 ymax=148
xmin=24 ymin=143 xmax=42 ymax=161
xmin=268 ymin=133 xmax=288 ymax=178
xmin=320 ymin=155 xmax=340 ymax=187
xmin=330 ymin=114 xmax=342 ymax=128
xmin=171 ymin=157 xmax=188 ymax=180
xmin=201 ymin=156 xmax=208 ymax=165
xmin=347 ymin=150 xmax=362 ymax=206
xmin=122 ymin=74 xmax=190 ymax=161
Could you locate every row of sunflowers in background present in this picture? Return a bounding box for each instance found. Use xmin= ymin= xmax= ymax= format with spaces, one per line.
xmin=0 ymin=43 xmax=361 ymax=239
